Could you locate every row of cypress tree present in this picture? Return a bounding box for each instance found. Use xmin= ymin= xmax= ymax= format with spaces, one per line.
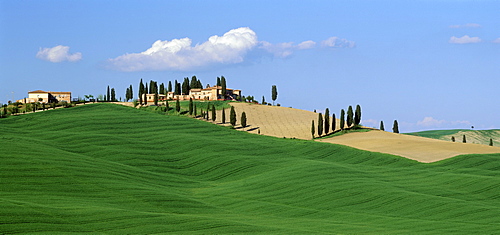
xmin=312 ymin=105 xmax=362 ymax=138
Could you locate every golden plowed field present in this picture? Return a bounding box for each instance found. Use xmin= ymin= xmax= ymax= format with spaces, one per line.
xmin=229 ymin=103 xmax=500 ymax=162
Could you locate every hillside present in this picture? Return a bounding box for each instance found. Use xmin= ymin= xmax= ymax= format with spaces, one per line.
xmin=407 ymin=129 xmax=500 ymax=146
xmin=1 ymin=103 xmax=500 ymax=233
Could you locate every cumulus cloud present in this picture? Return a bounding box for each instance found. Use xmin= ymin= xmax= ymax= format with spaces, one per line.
xmin=106 ymin=27 xmax=355 ymax=72
xmin=449 ymin=23 xmax=482 ymax=28
xmin=493 ymin=38 xmax=500 ymax=43
xmin=449 ymin=35 xmax=481 ymax=44
xmin=321 ymin=37 xmax=356 ymax=48
xmin=107 ymin=27 xmax=258 ymax=71
xmin=36 ymin=45 xmax=82 ymax=62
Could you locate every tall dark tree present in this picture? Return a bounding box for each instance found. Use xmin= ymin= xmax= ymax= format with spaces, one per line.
xmin=311 ymin=120 xmax=315 ymax=139
xmin=175 ymin=99 xmax=180 ymax=113
xmin=221 ymin=108 xmax=226 ymax=124
xmin=380 ymin=121 xmax=385 ymax=131
xmin=490 ymin=138 xmax=494 ymax=146
xmin=165 ymin=101 xmax=169 ymax=114
xmin=189 ymin=98 xmax=193 ymax=115
xmin=451 ymin=136 xmax=455 ymax=142
xmin=230 ymin=106 xmax=237 ymax=127
xmin=241 ymin=111 xmax=247 ymax=128
xmin=271 ymin=85 xmax=278 ymax=105
xmin=182 ymin=77 xmax=190 ymax=95
xmin=318 ymin=113 xmax=323 ymax=137
xmin=129 ymin=85 xmax=133 ymax=101
xmin=168 ymin=81 xmax=172 ymax=93
xmin=125 ymin=87 xmax=130 ymax=102
xmin=139 ymin=79 xmax=145 ymax=104
xmin=175 ymin=80 xmax=181 ymax=95
xmin=154 ymin=91 xmax=158 ymax=106
xmin=194 ymin=103 xmax=197 ymax=116
xmin=324 ymin=108 xmax=330 ymax=134
xmin=160 ymin=83 xmax=165 ymax=95
xmin=340 ymin=109 xmax=345 ymax=130
xmin=462 ymin=135 xmax=467 ymax=143
xmin=211 ymin=104 xmax=216 ymax=122
xmin=347 ymin=105 xmax=353 ymax=127
xmin=262 ymin=96 xmax=266 ymax=105
xmin=393 ymin=120 xmax=399 ymax=133
xmin=107 ymin=85 xmax=110 ymax=102
xmin=216 ymin=77 xmax=221 ymax=86
xmin=111 ymin=88 xmax=116 ymax=102
xmin=332 ymin=113 xmax=336 ymax=132
xmin=354 ymin=104 xmax=361 ymax=126
xmin=221 ymin=76 xmax=227 ymax=100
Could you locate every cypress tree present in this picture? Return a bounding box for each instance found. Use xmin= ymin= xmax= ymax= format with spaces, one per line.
xmin=154 ymin=91 xmax=158 ymax=106
xmin=212 ymin=104 xmax=216 ymax=122
xmin=165 ymin=101 xmax=169 ymax=114
xmin=216 ymin=77 xmax=221 ymax=86
xmin=347 ymin=105 xmax=353 ymax=128
xmin=324 ymin=108 xmax=330 ymax=134
xmin=144 ymin=83 xmax=148 ymax=105
xmin=451 ymin=136 xmax=455 ymax=142
xmin=111 ymin=88 xmax=116 ymax=102
xmin=174 ymin=80 xmax=180 ymax=95
xmin=168 ymin=81 xmax=172 ymax=93
xmin=318 ymin=113 xmax=323 ymax=137
xmin=332 ymin=113 xmax=336 ymax=132
xmin=230 ymin=106 xmax=236 ymax=127
xmin=241 ymin=111 xmax=247 ymax=128
xmin=188 ymin=98 xmax=193 ymax=115
xmin=107 ymin=86 xmax=110 ymax=102
xmin=340 ymin=109 xmax=345 ymax=130
xmin=222 ymin=108 xmax=226 ymax=124
xmin=130 ymin=85 xmax=133 ymax=101
xmin=271 ymin=85 xmax=278 ymax=105
xmin=221 ymin=76 xmax=227 ymax=100
xmin=462 ymin=135 xmax=466 ymax=143
xmin=194 ymin=104 xmax=197 ymax=116
xmin=175 ymin=99 xmax=180 ymax=113
xmin=311 ymin=120 xmax=315 ymax=139
xmin=354 ymin=104 xmax=361 ymax=126
xmin=490 ymin=138 xmax=494 ymax=146
xmin=206 ymin=104 xmax=210 ymax=120
xmin=393 ymin=120 xmax=399 ymax=133
xmin=262 ymin=96 xmax=265 ymax=105
xmin=139 ymin=79 xmax=144 ymax=105
xmin=380 ymin=121 xmax=385 ymax=131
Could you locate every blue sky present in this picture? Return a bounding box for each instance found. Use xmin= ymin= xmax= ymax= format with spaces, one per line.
xmin=1 ymin=0 xmax=499 ymax=132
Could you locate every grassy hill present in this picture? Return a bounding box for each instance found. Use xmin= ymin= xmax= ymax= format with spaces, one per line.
xmin=1 ymin=103 xmax=500 ymax=234
xmin=407 ymin=129 xmax=500 ymax=146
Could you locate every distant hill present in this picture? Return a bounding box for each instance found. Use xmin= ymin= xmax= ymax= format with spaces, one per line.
xmin=1 ymin=103 xmax=500 ymax=233
xmin=406 ymin=129 xmax=500 ymax=146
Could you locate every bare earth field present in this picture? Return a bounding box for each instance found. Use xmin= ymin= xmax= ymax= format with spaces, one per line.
xmin=228 ymin=102 xmax=320 ymax=139
xmin=317 ymin=130 xmax=500 ymax=163
xmin=228 ymin=103 xmax=500 ymax=163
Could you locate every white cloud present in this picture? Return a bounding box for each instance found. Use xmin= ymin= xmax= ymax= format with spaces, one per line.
xmin=449 ymin=23 xmax=482 ymax=28
xmin=416 ymin=117 xmax=471 ymax=128
xmin=417 ymin=117 xmax=446 ymax=127
xmin=36 ymin=45 xmax=82 ymax=62
xmin=107 ymin=27 xmax=258 ymax=71
xmin=258 ymin=40 xmax=317 ymax=58
xmin=449 ymin=35 xmax=481 ymax=44
xmin=493 ymin=38 xmax=500 ymax=43
xmin=321 ymin=37 xmax=356 ymax=48
xmin=106 ymin=27 xmax=355 ymax=72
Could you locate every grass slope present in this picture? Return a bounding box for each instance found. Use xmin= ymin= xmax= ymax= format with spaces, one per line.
xmin=407 ymin=129 xmax=500 ymax=146
xmin=1 ymin=103 xmax=500 ymax=234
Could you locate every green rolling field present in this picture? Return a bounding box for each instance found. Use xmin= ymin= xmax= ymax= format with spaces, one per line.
xmin=1 ymin=103 xmax=499 ymax=234
xmin=407 ymin=129 xmax=500 ymax=146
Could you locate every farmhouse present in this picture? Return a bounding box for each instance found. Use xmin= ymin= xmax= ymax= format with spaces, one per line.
xmin=142 ymin=86 xmax=241 ymax=102
xmin=17 ymin=90 xmax=72 ymax=104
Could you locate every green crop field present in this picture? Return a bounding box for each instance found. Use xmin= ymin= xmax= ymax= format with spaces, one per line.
xmin=1 ymin=103 xmax=499 ymax=234
xmin=407 ymin=129 xmax=500 ymax=146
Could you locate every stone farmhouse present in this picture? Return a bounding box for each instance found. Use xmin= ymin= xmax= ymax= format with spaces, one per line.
xmin=17 ymin=90 xmax=72 ymax=104
xmin=142 ymin=86 xmax=241 ymax=103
